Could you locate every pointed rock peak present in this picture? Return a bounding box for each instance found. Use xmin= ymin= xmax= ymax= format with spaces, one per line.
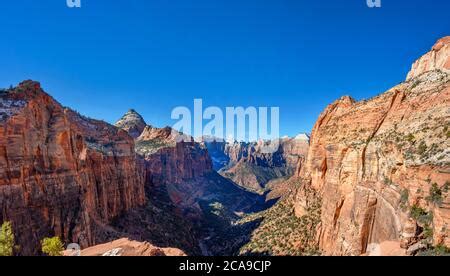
xmin=115 ymin=109 xmax=147 ymax=139
xmin=407 ymin=36 xmax=450 ymax=80
xmin=127 ymin=108 xmax=139 ymax=115
xmin=123 ymin=108 xmax=144 ymax=119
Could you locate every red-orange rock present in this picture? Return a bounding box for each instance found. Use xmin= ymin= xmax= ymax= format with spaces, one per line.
xmin=0 ymin=81 xmax=146 ymax=255
xmin=407 ymin=36 xmax=450 ymax=80
xmin=65 ymin=238 xmax=186 ymax=256
xmin=294 ymin=37 xmax=450 ymax=255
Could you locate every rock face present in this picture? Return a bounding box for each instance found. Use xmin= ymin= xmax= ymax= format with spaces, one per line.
xmin=0 ymin=81 xmax=146 ymax=255
xmin=407 ymin=36 xmax=450 ymax=80
xmin=114 ymin=109 xmax=147 ymax=139
xmin=294 ymin=38 xmax=450 ymax=255
xmin=133 ymin=126 xmax=211 ymax=193
xmin=205 ymin=136 xmax=309 ymax=194
xmin=66 ymin=238 xmax=186 ymax=256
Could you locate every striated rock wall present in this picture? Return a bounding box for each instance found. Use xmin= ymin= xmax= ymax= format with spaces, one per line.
xmin=217 ymin=136 xmax=309 ymax=171
xmin=407 ymin=36 xmax=450 ymax=80
xmin=135 ymin=126 xmax=213 ymax=187
xmin=205 ymin=136 xmax=309 ymax=193
xmin=0 ymin=81 xmax=146 ymax=255
xmin=294 ymin=38 xmax=450 ymax=255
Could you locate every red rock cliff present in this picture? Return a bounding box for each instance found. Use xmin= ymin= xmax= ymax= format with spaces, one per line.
xmin=294 ymin=38 xmax=450 ymax=255
xmin=0 ymin=81 xmax=146 ymax=255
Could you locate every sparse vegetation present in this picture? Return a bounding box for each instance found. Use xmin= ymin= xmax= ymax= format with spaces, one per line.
xmin=41 ymin=237 xmax=64 ymax=256
xmin=238 ymin=185 xmax=321 ymax=256
xmin=406 ymin=133 xmax=415 ymax=143
xmin=0 ymin=221 xmax=15 ymax=256
xmin=417 ymin=141 xmax=427 ymax=156
xmin=417 ymin=245 xmax=450 ymax=256
xmin=383 ymin=176 xmax=393 ymax=186
xmin=399 ymin=189 xmax=409 ymax=210
xmin=425 ymin=183 xmax=443 ymax=206
xmin=409 ymin=205 xmax=432 ymax=225
xmin=411 ymin=80 xmax=421 ymax=89
xmin=135 ymin=139 xmax=173 ymax=155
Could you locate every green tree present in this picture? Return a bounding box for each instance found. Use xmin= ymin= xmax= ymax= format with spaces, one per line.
xmin=0 ymin=221 xmax=15 ymax=256
xmin=41 ymin=237 xmax=64 ymax=256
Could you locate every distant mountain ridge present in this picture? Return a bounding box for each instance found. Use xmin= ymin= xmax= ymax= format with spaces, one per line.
xmin=204 ymin=135 xmax=309 ymax=194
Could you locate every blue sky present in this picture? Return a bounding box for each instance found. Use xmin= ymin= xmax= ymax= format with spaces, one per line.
xmin=0 ymin=0 xmax=449 ymax=137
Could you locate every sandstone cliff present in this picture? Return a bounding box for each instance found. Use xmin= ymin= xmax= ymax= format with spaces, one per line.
xmin=205 ymin=136 xmax=309 ymax=194
xmin=294 ymin=37 xmax=450 ymax=256
xmin=407 ymin=36 xmax=450 ymax=80
xmin=0 ymin=81 xmax=146 ymax=255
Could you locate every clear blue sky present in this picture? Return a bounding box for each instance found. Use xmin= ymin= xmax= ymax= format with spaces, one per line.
xmin=0 ymin=0 xmax=449 ymax=137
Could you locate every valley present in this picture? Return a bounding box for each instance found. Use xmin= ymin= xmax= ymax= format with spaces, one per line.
xmin=0 ymin=36 xmax=449 ymax=256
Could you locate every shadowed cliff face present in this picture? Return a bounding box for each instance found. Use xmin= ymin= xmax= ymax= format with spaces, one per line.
xmin=294 ymin=37 xmax=450 ymax=256
xmin=0 ymin=81 xmax=146 ymax=255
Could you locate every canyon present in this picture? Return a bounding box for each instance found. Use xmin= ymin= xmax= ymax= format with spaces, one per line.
xmin=204 ymin=134 xmax=309 ymax=194
xmin=0 ymin=36 xmax=449 ymax=256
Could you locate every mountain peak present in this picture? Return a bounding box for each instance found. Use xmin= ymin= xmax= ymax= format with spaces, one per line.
xmin=115 ymin=109 xmax=147 ymax=138
xmin=406 ymin=36 xmax=450 ymax=80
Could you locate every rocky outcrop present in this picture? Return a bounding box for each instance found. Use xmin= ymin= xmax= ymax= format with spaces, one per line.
xmin=65 ymin=238 xmax=186 ymax=256
xmin=407 ymin=36 xmax=450 ymax=80
xmin=114 ymin=109 xmax=147 ymax=139
xmin=0 ymin=81 xmax=146 ymax=255
xmin=135 ymin=125 xmax=212 ymax=187
xmin=205 ymin=136 xmax=309 ymax=193
xmin=294 ymin=37 xmax=450 ymax=256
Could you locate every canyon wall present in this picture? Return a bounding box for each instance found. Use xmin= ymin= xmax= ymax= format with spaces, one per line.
xmin=294 ymin=37 xmax=450 ymax=255
xmin=0 ymin=81 xmax=146 ymax=255
xmin=205 ymin=136 xmax=309 ymax=193
xmin=407 ymin=36 xmax=450 ymax=80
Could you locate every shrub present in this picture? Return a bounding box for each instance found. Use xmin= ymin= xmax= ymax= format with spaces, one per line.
xmin=411 ymin=80 xmax=421 ymax=89
xmin=443 ymin=182 xmax=449 ymax=193
xmin=409 ymin=205 xmax=432 ymax=225
xmin=399 ymin=189 xmax=409 ymax=209
xmin=417 ymin=245 xmax=450 ymax=256
xmin=426 ymin=183 xmax=443 ymax=206
xmin=406 ymin=133 xmax=415 ymax=142
xmin=417 ymin=141 xmax=427 ymax=156
xmin=423 ymin=224 xmax=434 ymax=240
xmin=41 ymin=237 xmax=64 ymax=256
xmin=0 ymin=221 xmax=15 ymax=256
xmin=383 ymin=176 xmax=392 ymax=186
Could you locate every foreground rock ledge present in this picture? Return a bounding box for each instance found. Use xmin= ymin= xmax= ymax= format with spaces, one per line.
xmin=64 ymin=238 xmax=186 ymax=256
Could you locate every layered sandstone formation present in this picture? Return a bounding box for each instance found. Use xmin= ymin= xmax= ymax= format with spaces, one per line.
xmin=65 ymin=238 xmax=186 ymax=256
xmin=205 ymin=136 xmax=309 ymax=194
xmin=407 ymin=36 xmax=450 ymax=80
xmin=294 ymin=37 xmax=450 ymax=255
xmin=0 ymin=81 xmax=146 ymax=255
